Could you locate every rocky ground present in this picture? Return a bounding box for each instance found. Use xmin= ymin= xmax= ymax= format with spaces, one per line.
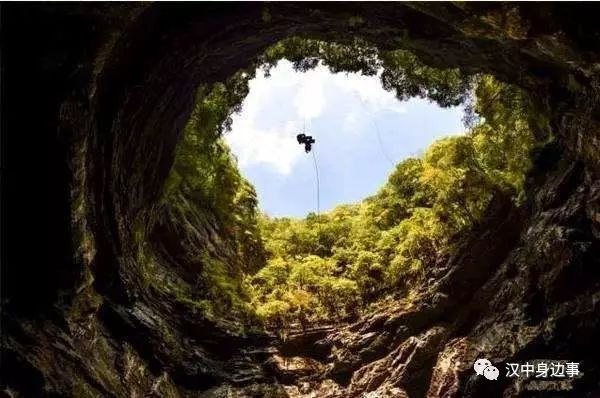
xmin=2 ymin=3 xmax=600 ymax=397
xmin=266 ymin=152 xmax=600 ymax=397
xmin=212 ymin=151 xmax=599 ymax=397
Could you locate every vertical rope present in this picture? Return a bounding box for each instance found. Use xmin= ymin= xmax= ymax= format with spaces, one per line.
xmin=355 ymin=93 xmax=395 ymax=167
xmin=303 ymin=117 xmax=320 ymax=216
xmin=311 ymin=150 xmax=320 ymax=216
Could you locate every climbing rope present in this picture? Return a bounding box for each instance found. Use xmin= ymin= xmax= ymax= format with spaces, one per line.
xmin=354 ymin=93 xmax=395 ymax=167
xmin=311 ymin=150 xmax=320 ymax=216
xmin=298 ymin=119 xmax=320 ymax=217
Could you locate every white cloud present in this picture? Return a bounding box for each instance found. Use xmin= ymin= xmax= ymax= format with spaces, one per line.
xmin=225 ymin=61 xmax=407 ymax=175
xmin=226 ymin=118 xmax=301 ymax=175
xmin=294 ymin=75 xmax=326 ymax=120
xmin=336 ymin=70 xmax=407 ymax=114
xmin=342 ymin=112 xmax=359 ymax=132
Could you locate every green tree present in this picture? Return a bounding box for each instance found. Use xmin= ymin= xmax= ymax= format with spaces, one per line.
xmin=380 ymin=50 xmax=472 ymax=107
xmin=162 ymin=36 xmax=544 ymax=331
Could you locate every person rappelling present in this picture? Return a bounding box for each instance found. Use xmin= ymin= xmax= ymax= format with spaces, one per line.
xmin=296 ymin=128 xmax=320 ymax=216
xmin=297 ymin=133 xmax=316 ymax=153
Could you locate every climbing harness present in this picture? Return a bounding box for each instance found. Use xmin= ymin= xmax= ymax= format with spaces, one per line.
xmin=296 ymin=133 xmax=316 ymax=153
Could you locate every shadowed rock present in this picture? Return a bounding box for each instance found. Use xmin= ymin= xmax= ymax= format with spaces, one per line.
xmin=2 ymin=3 xmax=600 ymax=397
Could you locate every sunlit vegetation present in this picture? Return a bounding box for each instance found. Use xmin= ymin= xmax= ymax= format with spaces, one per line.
xmin=163 ymin=37 xmax=550 ymax=331
xmin=260 ymin=37 xmax=472 ymax=108
xmin=160 ymin=74 xmax=266 ymax=323
xmin=248 ymin=75 xmax=546 ymax=328
xmin=166 ymin=80 xmax=266 ymax=271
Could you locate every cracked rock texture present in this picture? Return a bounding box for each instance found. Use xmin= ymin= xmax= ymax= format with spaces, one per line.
xmin=2 ymin=3 xmax=600 ymax=397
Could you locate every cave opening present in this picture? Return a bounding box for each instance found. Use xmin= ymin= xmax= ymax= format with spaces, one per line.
xmin=158 ymin=37 xmax=545 ymax=336
xmin=4 ymin=4 xmax=600 ymax=397
xmin=224 ymin=59 xmax=465 ymax=218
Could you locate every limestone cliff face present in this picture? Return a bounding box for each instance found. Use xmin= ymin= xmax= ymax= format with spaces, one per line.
xmin=2 ymin=3 xmax=600 ymax=397
xmin=272 ymin=152 xmax=600 ymax=397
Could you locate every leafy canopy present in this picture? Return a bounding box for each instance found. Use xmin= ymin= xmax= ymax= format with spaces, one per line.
xmin=161 ymin=36 xmax=546 ymax=330
xmin=248 ymin=74 xmax=544 ymax=328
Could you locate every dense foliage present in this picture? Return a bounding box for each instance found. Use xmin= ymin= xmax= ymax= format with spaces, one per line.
xmin=163 ymin=37 xmax=548 ymax=330
xmin=260 ymin=37 xmax=472 ymax=108
xmin=247 ymin=75 xmax=546 ymax=329
xmin=157 ymin=74 xmax=266 ymax=323
xmin=165 ymin=73 xmax=266 ymax=271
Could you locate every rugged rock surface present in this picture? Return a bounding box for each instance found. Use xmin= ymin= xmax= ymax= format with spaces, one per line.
xmin=2 ymin=3 xmax=600 ymax=397
xmin=276 ymin=152 xmax=600 ymax=397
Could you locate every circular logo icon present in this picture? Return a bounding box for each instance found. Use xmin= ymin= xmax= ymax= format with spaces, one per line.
xmin=474 ymin=358 xmax=492 ymax=376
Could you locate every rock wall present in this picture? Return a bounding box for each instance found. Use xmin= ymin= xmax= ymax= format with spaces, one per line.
xmin=276 ymin=151 xmax=599 ymax=397
xmin=2 ymin=3 xmax=600 ymax=397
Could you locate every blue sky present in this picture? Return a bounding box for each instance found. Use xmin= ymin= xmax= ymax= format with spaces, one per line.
xmin=224 ymin=61 xmax=465 ymax=218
